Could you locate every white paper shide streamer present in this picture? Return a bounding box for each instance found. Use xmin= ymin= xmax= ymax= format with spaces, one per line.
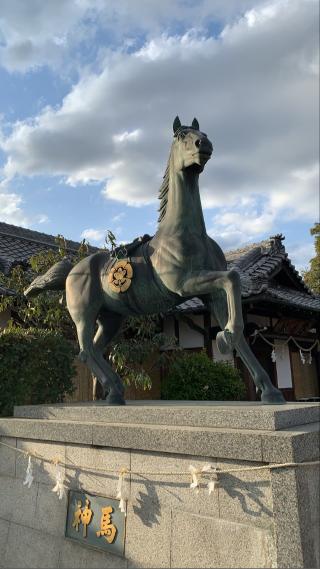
xmin=251 ymin=327 xmax=319 ymax=366
xmin=207 ymin=469 xmax=218 ymax=495
xmin=189 ymin=463 xmax=217 ymax=494
xmin=52 ymin=462 xmax=66 ymax=500
xmin=23 ymin=455 xmax=34 ymax=489
xmin=116 ymin=468 xmax=128 ymax=515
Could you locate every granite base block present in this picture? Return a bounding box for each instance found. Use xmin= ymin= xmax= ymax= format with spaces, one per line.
xmin=0 ymin=519 xmax=10 ymax=569
xmin=0 ymin=401 xmax=318 ymax=568
xmin=170 ymin=511 xmax=276 ymax=568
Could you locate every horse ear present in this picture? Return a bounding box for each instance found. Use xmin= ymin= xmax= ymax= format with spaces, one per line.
xmin=173 ymin=116 xmax=181 ymax=134
xmin=192 ymin=117 xmax=199 ymax=130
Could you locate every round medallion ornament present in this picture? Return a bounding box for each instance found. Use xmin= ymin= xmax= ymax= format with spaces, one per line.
xmin=107 ymin=259 xmax=133 ymax=293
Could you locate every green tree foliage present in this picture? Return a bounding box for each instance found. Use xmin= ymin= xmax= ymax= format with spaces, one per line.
xmin=303 ymin=223 xmax=320 ymax=294
xmin=0 ymin=327 xmax=76 ymax=416
xmin=0 ymin=235 xmax=88 ymax=338
xmin=162 ymin=351 xmax=246 ymax=401
xmin=110 ymin=314 xmax=176 ymax=390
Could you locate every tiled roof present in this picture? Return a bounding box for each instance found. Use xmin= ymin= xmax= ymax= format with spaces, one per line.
xmin=176 ymin=235 xmax=320 ymax=313
xmin=0 ymin=222 xmax=98 ymax=275
xmin=266 ymin=286 xmax=320 ymax=311
xmin=175 ymin=297 xmax=204 ymax=312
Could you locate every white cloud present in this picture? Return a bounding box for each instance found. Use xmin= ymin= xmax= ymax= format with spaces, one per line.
xmin=0 ymin=0 xmax=269 ymax=73
xmin=113 ymin=130 xmax=142 ymax=144
xmin=80 ymin=225 xmax=125 ymax=246
xmin=269 ymin=164 xmax=319 ymax=220
xmin=36 ymin=214 xmax=49 ymax=224
xmin=0 ymin=183 xmax=29 ymax=226
xmin=112 ymin=212 xmax=126 ymax=223
xmin=0 ymin=0 xmax=94 ymax=71
xmin=287 ymin=241 xmax=314 ymax=272
xmin=0 ymin=0 xmax=318 ymax=228
xmin=208 ymin=199 xmax=277 ymax=250
xmin=81 ymin=228 xmax=106 ymax=242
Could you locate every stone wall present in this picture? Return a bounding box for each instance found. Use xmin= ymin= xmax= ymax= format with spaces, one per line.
xmin=0 ymin=438 xmax=276 ymax=568
xmin=0 ymin=402 xmax=319 ymax=568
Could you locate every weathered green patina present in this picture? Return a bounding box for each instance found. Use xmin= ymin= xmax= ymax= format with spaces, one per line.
xmin=25 ymin=117 xmax=285 ymax=406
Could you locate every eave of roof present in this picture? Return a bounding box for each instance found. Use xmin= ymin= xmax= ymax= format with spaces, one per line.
xmin=0 ymin=221 xmax=98 ymax=275
xmin=0 ymin=221 xmax=84 ymax=252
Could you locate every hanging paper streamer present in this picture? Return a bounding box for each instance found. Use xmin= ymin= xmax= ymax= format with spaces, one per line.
xmin=189 ymin=463 xmax=214 ymax=493
xmin=116 ymin=468 xmax=128 ymax=515
xmin=207 ymin=469 xmax=219 ymax=495
xmin=251 ymin=328 xmax=318 ymax=366
xmin=52 ymin=462 xmax=66 ymax=500
xmin=23 ymin=455 xmax=34 ymax=489
xmin=0 ymin=438 xmax=319 ymax=517
xmin=306 ymin=352 xmax=312 ymax=365
xmin=299 ymin=349 xmax=306 ymax=365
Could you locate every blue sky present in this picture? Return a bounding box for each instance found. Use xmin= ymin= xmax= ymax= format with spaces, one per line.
xmin=0 ymin=0 xmax=318 ymax=270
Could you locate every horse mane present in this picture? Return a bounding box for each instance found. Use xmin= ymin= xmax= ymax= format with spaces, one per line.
xmin=157 ymin=127 xmax=194 ymax=223
xmin=157 ymin=154 xmax=171 ymax=223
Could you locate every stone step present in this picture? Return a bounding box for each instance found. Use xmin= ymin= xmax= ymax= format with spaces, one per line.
xmin=13 ymin=400 xmax=320 ymax=431
xmin=1 ymin=415 xmax=319 ymax=463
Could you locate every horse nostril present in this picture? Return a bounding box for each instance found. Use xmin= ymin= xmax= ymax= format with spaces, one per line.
xmin=195 ymin=139 xmax=201 ymax=148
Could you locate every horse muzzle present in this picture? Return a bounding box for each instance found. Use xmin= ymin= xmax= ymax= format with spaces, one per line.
xmin=193 ymin=150 xmax=212 ymax=168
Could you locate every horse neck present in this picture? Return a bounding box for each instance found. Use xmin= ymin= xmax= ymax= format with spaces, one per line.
xmin=158 ymin=160 xmax=207 ymax=236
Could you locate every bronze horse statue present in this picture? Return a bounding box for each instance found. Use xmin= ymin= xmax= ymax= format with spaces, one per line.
xmin=25 ymin=116 xmax=285 ymax=406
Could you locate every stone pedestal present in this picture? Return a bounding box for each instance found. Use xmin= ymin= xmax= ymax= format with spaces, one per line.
xmin=0 ymin=401 xmax=319 ymax=568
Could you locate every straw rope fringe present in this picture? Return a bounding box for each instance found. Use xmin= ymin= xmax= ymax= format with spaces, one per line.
xmin=1 ymin=437 xmax=319 ymax=513
xmin=0 ymin=439 xmax=319 ymax=476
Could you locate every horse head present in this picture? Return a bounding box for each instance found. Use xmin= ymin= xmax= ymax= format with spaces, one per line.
xmin=171 ymin=116 xmax=213 ymax=174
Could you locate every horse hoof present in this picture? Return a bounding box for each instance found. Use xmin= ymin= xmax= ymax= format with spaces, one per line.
xmin=260 ymin=387 xmax=286 ymax=405
xmin=105 ymin=392 xmax=126 ymax=406
xmin=216 ymin=330 xmax=233 ymax=354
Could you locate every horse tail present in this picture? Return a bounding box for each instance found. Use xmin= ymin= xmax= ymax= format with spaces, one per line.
xmin=24 ymin=257 xmax=73 ymax=298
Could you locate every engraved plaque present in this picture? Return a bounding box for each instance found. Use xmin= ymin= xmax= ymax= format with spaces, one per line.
xmin=65 ymin=490 xmax=126 ymax=556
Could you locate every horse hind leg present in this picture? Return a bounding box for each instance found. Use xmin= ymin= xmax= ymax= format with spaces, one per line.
xmin=70 ymin=308 xmax=125 ymax=406
xmin=93 ymin=308 xmax=125 ymax=405
xmin=210 ymin=293 xmax=285 ymax=404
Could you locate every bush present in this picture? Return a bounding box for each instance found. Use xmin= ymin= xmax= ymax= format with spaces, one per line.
xmin=0 ymin=326 xmax=76 ymax=416
xmin=162 ymin=351 xmax=246 ymax=401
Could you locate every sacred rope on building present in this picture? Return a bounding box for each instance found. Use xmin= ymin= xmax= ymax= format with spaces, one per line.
xmin=251 ymin=328 xmax=320 ymax=365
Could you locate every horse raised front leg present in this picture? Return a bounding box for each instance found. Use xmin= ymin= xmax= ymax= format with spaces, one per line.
xmin=179 ymin=269 xmax=243 ymax=353
xmin=209 ymin=295 xmax=285 ymax=404
xmin=235 ymin=335 xmax=285 ymax=404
